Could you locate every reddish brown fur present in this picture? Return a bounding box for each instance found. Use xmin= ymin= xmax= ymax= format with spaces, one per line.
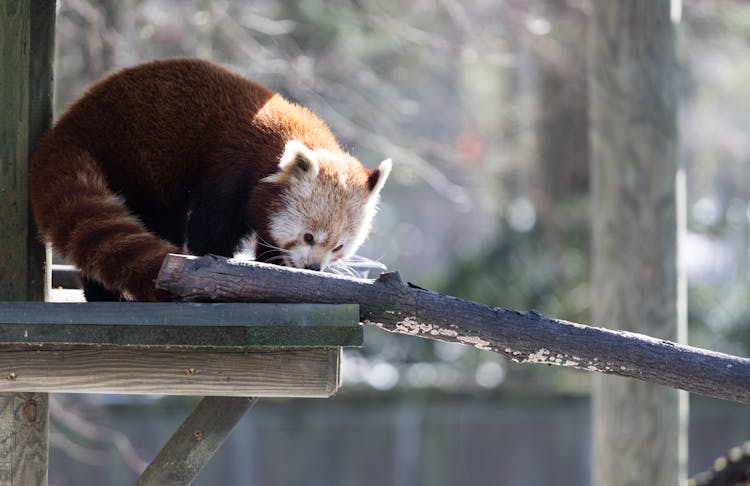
xmin=30 ymin=58 xmax=374 ymax=301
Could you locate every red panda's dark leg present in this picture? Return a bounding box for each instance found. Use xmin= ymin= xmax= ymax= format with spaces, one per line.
xmin=185 ymin=176 xmax=252 ymax=257
xmin=82 ymin=277 xmax=127 ymax=302
xmin=128 ymin=204 xmax=187 ymax=249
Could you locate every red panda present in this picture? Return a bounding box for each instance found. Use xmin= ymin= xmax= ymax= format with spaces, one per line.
xmin=30 ymin=58 xmax=391 ymax=301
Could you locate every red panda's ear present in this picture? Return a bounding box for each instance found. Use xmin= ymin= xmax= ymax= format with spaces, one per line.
xmin=261 ymin=140 xmax=319 ymax=184
xmin=367 ymin=158 xmax=392 ymax=194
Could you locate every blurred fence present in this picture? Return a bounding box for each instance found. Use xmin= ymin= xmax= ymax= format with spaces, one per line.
xmin=49 ymin=394 xmax=750 ymax=486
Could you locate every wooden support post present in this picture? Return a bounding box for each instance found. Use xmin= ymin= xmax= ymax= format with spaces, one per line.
xmin=1 ymin=0 xmax=55 ymax=300
xmin=136 ymin=397 xmax=256 ymax=485
xmin=0 ymin=1 xmax=56 ymax=484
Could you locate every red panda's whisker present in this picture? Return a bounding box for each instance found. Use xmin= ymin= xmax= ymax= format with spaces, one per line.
xmin=329 ymin=261 xmax=357 ymax=278
xmin=255 ymin=248 xmax=288 ymax=260
xmin=254 ymin=235 xmax=288 ymax=253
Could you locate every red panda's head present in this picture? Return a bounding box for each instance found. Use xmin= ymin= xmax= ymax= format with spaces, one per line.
xmin=257 ymin=140 xmax=391 ymax=271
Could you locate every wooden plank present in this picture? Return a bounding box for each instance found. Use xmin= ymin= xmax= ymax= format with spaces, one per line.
xmin=0 ymin=0 xmax=55 ymax=484
xmin=0 ymin=302 xmax=360 ymax=327
xmin=0 ymin=347 xmax=341 ymax=397
xmin=136 ymin=396 xmax=256 ymax=485
xmin=0 ymin=302 xmax=362 ymax=347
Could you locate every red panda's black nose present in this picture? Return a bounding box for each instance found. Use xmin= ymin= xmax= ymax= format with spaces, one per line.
xmin=305 ymin=263 xmax=321 ymax=271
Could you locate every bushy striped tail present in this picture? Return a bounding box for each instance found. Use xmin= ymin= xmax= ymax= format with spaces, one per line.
xmin=30 ymin=143 xmax=179 ymax=301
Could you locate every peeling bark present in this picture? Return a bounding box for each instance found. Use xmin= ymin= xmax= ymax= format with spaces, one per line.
xmin=156 ymin=254 xmax=750 ymax=405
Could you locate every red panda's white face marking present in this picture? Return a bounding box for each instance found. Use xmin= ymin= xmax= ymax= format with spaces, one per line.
xmin=261 ymin=140 xmax=391 ymax=271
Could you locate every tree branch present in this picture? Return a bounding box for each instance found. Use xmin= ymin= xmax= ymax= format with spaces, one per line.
xmin=156 ymin=254 xmax=750 ymax=404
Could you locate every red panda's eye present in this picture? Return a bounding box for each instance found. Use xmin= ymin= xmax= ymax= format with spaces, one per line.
xmin=303 ymin=233 xmax=314 ymax=245
xmin=333 ymin=244 xmax=343 ymax=252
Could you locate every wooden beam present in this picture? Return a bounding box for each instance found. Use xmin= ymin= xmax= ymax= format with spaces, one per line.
xmin=136 ymin=396 xmax=256 ymax=485
xmin=0 ymin=1 xmax=56 ymax=484
xmin=0 ymin=0 xmax=53 ymax=299
xmin=0 ymin=0 xmax=32 ymax=298
xmin=0 ymin=302 xmax=363 ymax=347
xmin=157 ymin=254 xmax=750 ymax=405
xmin=25 ymin=0 xmax=55 ymax=303
xmin=0 ymin=346 xmax=341 ymax=397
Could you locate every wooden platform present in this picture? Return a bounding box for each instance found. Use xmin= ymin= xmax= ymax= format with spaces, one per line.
xmin=0 ymin=302 xmax=361 ymax=398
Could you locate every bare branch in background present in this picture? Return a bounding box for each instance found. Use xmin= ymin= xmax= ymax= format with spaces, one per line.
xmin=50 ymin=396 xmax=149 ymax=474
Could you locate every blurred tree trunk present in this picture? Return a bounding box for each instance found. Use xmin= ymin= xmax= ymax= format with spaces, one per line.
xmin=589 ymin=1 xmax=687 ymax=485
xmin=532 ymin=0 xmax=589 ymax=288
xmin=533 ymin=0 xmax=589 ymax=202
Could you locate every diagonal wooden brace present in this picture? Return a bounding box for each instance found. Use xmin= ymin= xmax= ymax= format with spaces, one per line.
xmin=136 ymin=396 xmax=256 ymax=486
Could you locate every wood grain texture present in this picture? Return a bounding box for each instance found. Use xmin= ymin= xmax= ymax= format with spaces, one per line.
xmin=26 ymin=0 xmax=55 ymax=303
xmin=0 ymin=1 xmax=55 ymax=484
xmin=158 ymin=254 xmax=750 ymax=404
xmin=136 ymin=396 xmax=256 ymax=486
xmin=0 ymin=0 xmax=31 ymax=301
xmin=0 ymin=302 xmax=362 ymax=347
xmin=0 ymin=0 xmax=53 ymax=301
xmin=0 ymin=393 xmax=48 ymax=486
xmin=0 ymin=346 xmax=340 ymax=397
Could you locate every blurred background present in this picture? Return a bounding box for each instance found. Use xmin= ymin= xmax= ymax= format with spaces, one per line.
xmin=47 ymin=0 xmax=750 ymax=484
